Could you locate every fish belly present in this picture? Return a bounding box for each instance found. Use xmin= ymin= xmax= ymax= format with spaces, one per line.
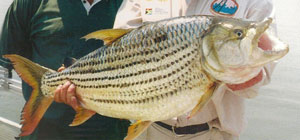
xmin=81 ymin=85 xmax=208 ymax=121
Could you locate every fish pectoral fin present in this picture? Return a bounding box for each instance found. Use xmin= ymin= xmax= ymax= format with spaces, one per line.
xmin=69 ymin=107 xmax=96 ymax=126
xmin=81 ymin=29 xmax=133 ymax=45
xmin=124 ymin=120 xmax=152 ymax=140
xmin=188 ymin=83 xmax=217 ymax=119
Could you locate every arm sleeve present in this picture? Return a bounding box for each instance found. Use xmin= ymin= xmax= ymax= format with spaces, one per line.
xmin=0 ymin=0 xmax=40 ymax=69
xmin=113 ymin=0 xmax=143 ymax=29
xmin=229 ymin=0 xmax=277 ymax=98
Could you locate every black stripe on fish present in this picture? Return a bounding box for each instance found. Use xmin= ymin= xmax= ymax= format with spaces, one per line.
xmin=45 ymin=48 xmax=197 ymax=88
xmin=83 ymin=73 xmax=200 ymax=105
xmin=46 ymin=57 xmax=195 ymax=92
xmin=45 ymin=44 xmax=192 ymax=83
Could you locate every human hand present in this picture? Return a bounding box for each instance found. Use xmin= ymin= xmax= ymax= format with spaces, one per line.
xmin=54 ymin=81 xmax=79 ymax=110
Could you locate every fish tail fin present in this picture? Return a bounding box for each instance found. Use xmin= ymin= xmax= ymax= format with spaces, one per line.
xmin=3 ymin=54 xmax=54 ymax=136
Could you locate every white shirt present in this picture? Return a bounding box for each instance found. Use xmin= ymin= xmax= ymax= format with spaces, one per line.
xmin=113 ymin=0 xmax=276 ymax=136
xmin=81 ymin=0 xmax=102 ymax=15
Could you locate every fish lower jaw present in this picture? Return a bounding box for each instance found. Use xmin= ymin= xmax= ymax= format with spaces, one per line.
xmin=263 ymin=44 xmax=289 ymax=55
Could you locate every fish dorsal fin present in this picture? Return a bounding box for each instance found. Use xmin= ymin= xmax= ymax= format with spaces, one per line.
xmin=69 ymin=106 xmax=96 ymax=126
xmin=124 ymin=121 xmax=152 ymax=140
xmin=81 ymin=29 xmax=133 ymax=45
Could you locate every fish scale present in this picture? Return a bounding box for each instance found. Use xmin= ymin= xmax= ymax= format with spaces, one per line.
xmin=41 ymin=16 xmax=214 ymax=121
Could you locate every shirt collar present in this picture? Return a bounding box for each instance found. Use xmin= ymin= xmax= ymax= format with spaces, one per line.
xmin=81 ymin=0 xmax=102 ymax=15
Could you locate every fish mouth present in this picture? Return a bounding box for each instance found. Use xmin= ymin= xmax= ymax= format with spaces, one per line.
xmin=250 ymin=18 xmax=289 ymax=67
xmin=260 ymin=33 xmax=289 ymax=55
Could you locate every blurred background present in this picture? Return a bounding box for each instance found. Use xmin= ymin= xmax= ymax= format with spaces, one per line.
xmin=0 ymin=0 xmax=299 ymax=139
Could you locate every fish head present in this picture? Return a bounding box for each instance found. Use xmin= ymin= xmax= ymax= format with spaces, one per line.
xmin=201 ymin=17 xmax=289 ymax=84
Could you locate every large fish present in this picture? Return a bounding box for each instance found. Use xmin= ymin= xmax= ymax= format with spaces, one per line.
xmin=4 ymin=15 xmax=288 ymax=140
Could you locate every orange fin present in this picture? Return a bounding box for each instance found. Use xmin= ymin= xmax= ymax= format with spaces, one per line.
xmin=69 ymin=106 xmax=96 ymax=126
xmin=188 ymin=83 xmax=217 ymax=119
xmin=3 ymin=54 xmax=55 ymax=136
xmin=124 ymin=120 xmax=152 ymax=140
xmin=20 ymin=94 xmax=53 ymax=136
xmin=81 ymin=29 xmax=132 ymax=45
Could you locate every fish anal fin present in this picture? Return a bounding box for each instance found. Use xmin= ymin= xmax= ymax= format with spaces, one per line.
xmin=82 ymin=29 xmax=132 ymax=45
xmin=188 ymin=83 xmax=217 ymax=119
xmin=69 ymin=107 xmax=96 ymax=126
xmin=124 ymin=121 xmax=152 ymax=140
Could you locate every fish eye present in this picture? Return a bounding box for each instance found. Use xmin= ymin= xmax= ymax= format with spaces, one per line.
xmin=234 ymin=29 xmax=243 ymax=38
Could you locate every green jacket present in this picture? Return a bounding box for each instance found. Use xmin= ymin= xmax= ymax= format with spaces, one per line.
xmin=0 ymin=0 xmax=130 ymax=139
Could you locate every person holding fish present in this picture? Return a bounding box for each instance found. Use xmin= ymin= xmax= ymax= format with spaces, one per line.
xmin=1 ymin=0 xmax=288 ymax=140
xmin=0 ymin=0 xmax=131 ymax=140
xmin=108 ymin=0 xmax=277 ymax=139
